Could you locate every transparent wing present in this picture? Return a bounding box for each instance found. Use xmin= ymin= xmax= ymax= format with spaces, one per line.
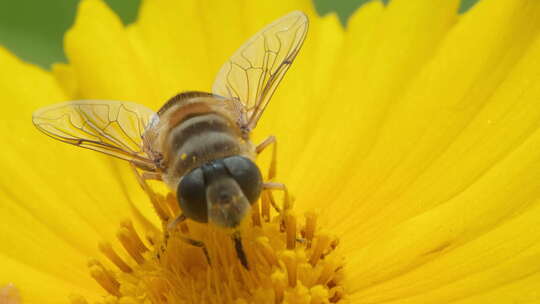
xmin=212 ymin=10 xmax=308 ymax=130
xmin=32 ymin=100 xmax=157 ymax=166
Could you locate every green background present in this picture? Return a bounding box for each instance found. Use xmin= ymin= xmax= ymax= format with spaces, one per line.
xmin=0 ymin=0 xmax=479 ymax=68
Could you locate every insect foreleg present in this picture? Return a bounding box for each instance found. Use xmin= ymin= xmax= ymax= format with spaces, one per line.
xmin=232 ymin=231 xmax=249 ymax=269
xmin=263 ymin=182 xmax=295 ymax=234
xmin=129 ymin=163 xmax=171 ymax=224
xmin=256 ymin=135 xmax=277 ymax=180
xmin=262 ymin=182 xmax=291 ymax=214
xmin=165 ymin=214 xmax=211 ymax=266
xmin=129 ymin=162 xmax=162 ymax=192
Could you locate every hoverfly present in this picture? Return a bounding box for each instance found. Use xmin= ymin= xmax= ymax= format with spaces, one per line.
xmin=32 ymin=11 xmax=308 ymax=269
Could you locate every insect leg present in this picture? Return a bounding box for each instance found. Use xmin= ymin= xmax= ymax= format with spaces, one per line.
xmin=165 ymin=214 xmax=211 ymax=266
xmin=262 ymin=182 xmax=290 ymax=213
xmin=262 ymin=182 xmax=291 ymax=232
xmin=176 ymin=236 xmax=211 ymax=266
xmin=130 ymin=158 xmax=158 ymax=172
xmin=256 ymin=135 xmax=277 ymax=180
xmin=167 ymin=213 xmax=187 ymax=231
xmin=129 ymin=162 xmax=162 ymax=190
xmin=141 ymin=171 xmax=162 ymax=181
xmin=262 ymin=182 xmax=305 ymax=244
xmin=129 ymin=163 xmax=170 ymax=223
xmin=232 ymin=231 xmax=249 ymax=269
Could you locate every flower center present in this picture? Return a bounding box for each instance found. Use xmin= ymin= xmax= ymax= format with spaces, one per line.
xmin=75 ymin=190 xmax=346 ymax=303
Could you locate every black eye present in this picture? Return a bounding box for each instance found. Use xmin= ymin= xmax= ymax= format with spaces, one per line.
xmin=223 ymin=156 xmax=262 ymax=205
xmin=177 ymin=167 xmax=208 ymax=223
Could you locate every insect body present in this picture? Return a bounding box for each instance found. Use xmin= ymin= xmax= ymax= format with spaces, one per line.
xmin=32 ymin=11 xmax=309 ymax=268
xmin=147 ymin=91 xmax=261 ymax=228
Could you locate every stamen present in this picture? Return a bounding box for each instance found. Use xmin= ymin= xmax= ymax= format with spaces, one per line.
xmin=155 ymin=192 xmax=175 ymax=220
xmin=150 ymin=193 xmax=170 ymax=223
xmin=256 ymin=237 xmax=279 ymax=267
xmin=309 ymin=233 xmax=331 ymax=266
xmin=322 ymin=237 xmax=340 ymax=260
xmin=285 ymin=213 xmax=297 ymax=250
xmin=117 ymin=227 xmax=145 ymax=264
xmin=120 ymin=220 xmax=149 ymax=253
xmin=86 ymin=186 xmax=345 ymax=303
xmin=88 ymin=259 xmax=120 ymax=297
xmin=281 ymin=250 xmax=297 ymax=287
xmin=146 ymin=230 xmax=158 ymax=246
xmin=329 ymin=286 xmax=345 ymax=303
xmin=271 ymin=270 xmax=286 ymax=303
xmin=146 ymin=278 xmax=168 ymax=303
xmin=316 ymin=257 xmax=337 ymax=286
xmin=98 ymin=242 xmax=132 ymax=273
xmin=309 ymin=285 xmax=328 ymax=304
xmin=298 ymin=262 xmax=315 ymax=287
xmin=261 ymin=191 xmax=271 ymax=222
xmin=304 ymin=212 xmax=317 ymax=248
xmin=251 ymin=198 xmax=262 ymax=227
xmin=164 ymin=192 xmax=180 ymax=216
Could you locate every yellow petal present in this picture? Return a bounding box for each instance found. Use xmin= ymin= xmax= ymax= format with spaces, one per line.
xmin=133 ymin=0 xmax=218 ymax=98
xmin=332 ymin=0 xmax=540 ymax=299
xmin=353 ymin=199 xmax=540 ymax=303
xmin=288 ymin=0 xmax=460 ymax=211
xmin=65 ymin=0 xmax=158 ymax=106
xmin=255 ymin=9 xmax=346 ymax=174
xmin=0 ymin=43 xmax=155 ymax=301
xmin=336 ymin=0 xmax=540 ymax=238
xmin=0 ymin=257 xmax=94 ymax=304
xmin=0 ymin=47 xmax=97 ymax=299
xmin=51 ymin=63 xmax=78 ymax=99
xmin=132 ymin=0 xmax=313 ymax=106
xmin=0 ymin=47 xmax=66 ymax=115
xmin=2 ymin=0 xmax=540 ymax=302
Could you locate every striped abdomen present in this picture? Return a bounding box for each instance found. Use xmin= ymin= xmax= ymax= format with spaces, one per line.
xmin=166 ymin=112 xmax=243 ymax=177
xmin=147 ymin=92 xmax=254 ymax=189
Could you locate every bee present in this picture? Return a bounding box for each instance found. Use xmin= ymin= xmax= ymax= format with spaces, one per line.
xmin=32 ymin=11 xmax=308 ymax=269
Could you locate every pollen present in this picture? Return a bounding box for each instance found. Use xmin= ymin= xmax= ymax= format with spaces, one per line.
xmin=76 ymin=191 xmax=346 ymax=304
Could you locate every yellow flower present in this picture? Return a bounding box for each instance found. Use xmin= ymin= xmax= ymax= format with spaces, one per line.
xmin=2 ymin=0 xmax=540 ymax=303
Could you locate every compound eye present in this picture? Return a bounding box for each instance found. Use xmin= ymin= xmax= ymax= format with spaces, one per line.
xmin=223 ymin=156 xmax=262 ymax=205
xmin=177 ymin=167 xmax=208 ymax=223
